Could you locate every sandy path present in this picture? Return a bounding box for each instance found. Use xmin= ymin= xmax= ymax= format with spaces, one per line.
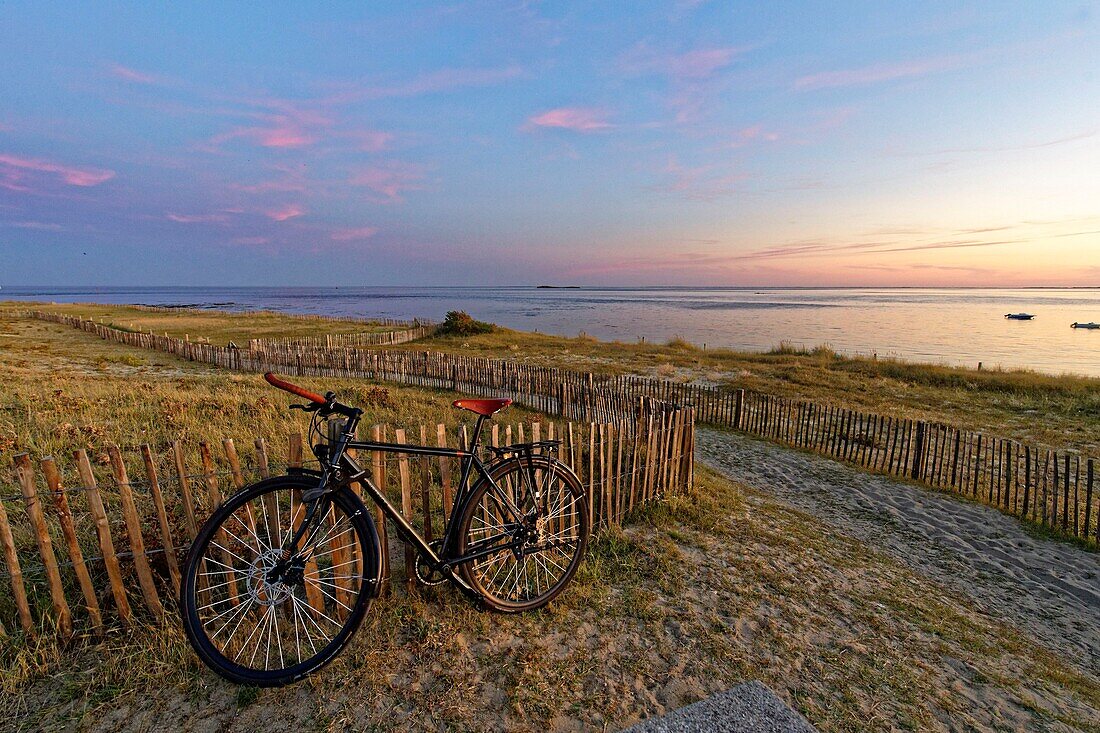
xmin=698 ymin=427 xmax=1100 ymax=674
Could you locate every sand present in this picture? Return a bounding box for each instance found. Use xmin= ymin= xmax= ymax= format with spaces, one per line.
xmin=698 ymin=427 xmax=1100 ymax=674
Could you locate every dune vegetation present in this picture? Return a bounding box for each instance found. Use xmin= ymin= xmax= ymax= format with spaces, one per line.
xmin=1 ymin=304 xmax=1098 ymax=731
xmin=11 ymin=301 xmax=1091 ymax=454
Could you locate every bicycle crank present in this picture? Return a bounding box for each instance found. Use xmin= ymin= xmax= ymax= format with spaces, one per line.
xmin=415 ymin=541 xmax=449 ymax=586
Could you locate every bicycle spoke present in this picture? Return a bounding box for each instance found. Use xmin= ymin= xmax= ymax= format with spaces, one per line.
xmin=461 ymin=456 xmax=587 ymax=607
xmin=187 ymin=483 xmax=367 ymax=678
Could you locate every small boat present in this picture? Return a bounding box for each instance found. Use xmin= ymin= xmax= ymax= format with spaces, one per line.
xmin=1071 ymin=322 xmax=1100 ymax=329
xmin=1004 ymin=313 xmax=1035 ymax=320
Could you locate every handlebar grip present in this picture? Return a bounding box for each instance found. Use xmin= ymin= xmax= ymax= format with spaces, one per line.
xmin=263 ymin=372 xmax=327 ymax=405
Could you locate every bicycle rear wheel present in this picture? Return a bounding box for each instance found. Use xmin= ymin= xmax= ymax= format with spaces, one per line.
xmin=456 ymin=455 xmax=589 ymax=612
xmin=181 ymin=476 xmax=379 ymax=686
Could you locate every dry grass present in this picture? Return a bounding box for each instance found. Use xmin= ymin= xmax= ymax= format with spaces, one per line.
xmin=0 ymin=307 xmax=1096 ymax=731
xmin=0 ymin=301 xmax=403 ymax=346
xmin=3 ymin=468 xmax=1096 ymax=732
xmin=8 ymin=300 xmax=1100 ymax=454
xmin=0 ymin=311 xmax=534 ymax=458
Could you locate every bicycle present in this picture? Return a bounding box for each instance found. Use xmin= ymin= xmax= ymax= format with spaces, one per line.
xmin=180 ymin=373 xmax=590 ymax=686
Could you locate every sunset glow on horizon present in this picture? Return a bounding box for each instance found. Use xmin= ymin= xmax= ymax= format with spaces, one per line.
xmin=1 ymin=2 xmax=1098 ymax=287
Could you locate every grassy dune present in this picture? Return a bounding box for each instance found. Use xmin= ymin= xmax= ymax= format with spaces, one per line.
xmin=1 ymin=306 xmax=1097 ymax=730
xmin=0 ymin=309 xmax=535 ymax=458
xmin=6 ymin=301 xmax=1096 ymax=455
xmin=0 ymin=302 xmax=404 ymax=345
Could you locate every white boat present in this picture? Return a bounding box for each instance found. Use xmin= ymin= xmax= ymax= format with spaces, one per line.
xmin=1071 ymin=322 xmax=1100 ymax=329
xmin=1004 ymin=313 xmax=1035 ymax=320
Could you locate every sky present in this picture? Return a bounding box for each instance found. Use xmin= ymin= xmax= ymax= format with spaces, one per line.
xmin=1 ymin=1 xmax=1098 ymax=287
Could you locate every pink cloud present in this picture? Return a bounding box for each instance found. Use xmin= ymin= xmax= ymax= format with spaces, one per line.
xmin=0 ymin=153 xmax=115 ymax=189
xmin=232 ymin=179 xmax=306 ymax=194
xmin=3 ymin=220 xmax=63 ymax=231
xmin=350 ymin=129 xmax=394 ymax=152
xmin=206 ymin=119 xmax=318 ymax=150
xmin=650 ymin=156 xmax=746 ymax=199
xmin=794 ymin=53 xmax=969 ymax=90
xmin=331 ymin=226 xmax=379 ymax=241
xmin=728 ymin=125 xmax=781 ymax=147
xmin=620 ymin=44 xmax=751 ymax=81
xmin=354 ymin=66 xmax=523 ymax=99
xmin=231 ymin=236 xmax=270 ymax=245
xmin=349 ymin=161 xmax=426 ymax=203
xmin=200 ymin=101 xmax=333 ymax=152
xmin=107 ymin=63 xmax=160 ymax=85
xmin=524 ymin=108 xmax=612 ymax=133
xmin=166 ymin=212 xmax=229 ymax=223
xmin=266 ymin=203 xmax=305 ymax=221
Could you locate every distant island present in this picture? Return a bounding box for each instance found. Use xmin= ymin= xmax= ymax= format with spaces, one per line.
xmin=536 ymin=285 xmax=581 ymax=289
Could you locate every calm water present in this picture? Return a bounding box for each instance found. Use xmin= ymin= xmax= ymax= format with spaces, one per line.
xmin=5 ymin=286 xmax=1100 ymax=377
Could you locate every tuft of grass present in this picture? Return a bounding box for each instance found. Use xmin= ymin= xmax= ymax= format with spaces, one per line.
xmin=769 ymin=341 xmax=837 ymax=359
xmin=665 ymin=336 xmax=699 ymax=351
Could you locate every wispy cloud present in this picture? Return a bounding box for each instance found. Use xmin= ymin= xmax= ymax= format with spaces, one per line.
xmin=348 ymin=129 xmax=394 ymax=152
xmin=202 ymin=116 xmax=324 ymax=151
xmin=331 ymin=226 xmax=378 ymax=241
xmin=649 ymin=156 xmax=745 ymax=199
xmin=106 ymin=62 xmax=161 ymax=85
xmin=349 ymin=161 xmax=426 ymax=203
xmin=230 ymin=236 xmax=270 ymax=245
xmin=308 ymin=65 xmax=524 ymax=106
xmin=353 ymin=66 xmax=523 ymax=99
xmin=524 ymin=107 xmax=613 ymax=133
xmin=0 ymin=153 xmax=115 ymax=191
xmin=618 ymin=42 xmax=757 ymax=124
xmin=265 ymin=203 xmax=305 ymax=221
xmin=727 ymin=124 xmax=780 ymax=148
xmin=166 ymin=212 xmax=229 ymax=223
xmin=913 ymin=129 xmax=1098 ymax=156
xmin=620 ymin=44 xmax=750 ymax=81
xmin=2 ymin=220 xmax=63 ymax=231
xmin=794 ymin=52 xmax=971 ymax=91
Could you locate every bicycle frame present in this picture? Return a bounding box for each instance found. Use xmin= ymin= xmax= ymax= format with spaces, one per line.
xmin=304 ymin=410 xmax=535 ymax=601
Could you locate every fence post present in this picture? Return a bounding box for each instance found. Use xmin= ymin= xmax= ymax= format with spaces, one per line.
xmin=108 ymin=446 xmax=164 ymax=617
xmin=734 ymin=389 xmax=744 ymax=429
xmin=0 ymin=488 xmax=35 ymax=636
xmin=1085 ymin=459 xmax=1094 ymax=541
xmin=15 ymin=454 xmax=73 ymax=637
xmin=76 ymin=449 xmax=133 ymax=625
xmin=910 ymin=421 xmax=926 ymax=479
xmin=394 ymin=429 xmax=415 ymax=591
xmin=42 ymin=456 xmax=103 ymax=635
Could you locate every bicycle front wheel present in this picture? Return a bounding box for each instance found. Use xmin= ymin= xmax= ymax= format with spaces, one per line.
xmin=457 ymin=454 xmax=589 ymax=612
xmin=181 ymin=476 xmax=379 ymax=687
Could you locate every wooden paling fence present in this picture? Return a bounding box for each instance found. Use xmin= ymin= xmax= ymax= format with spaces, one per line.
xmin=24 ymin=310 xmax=1099 ymax=544
xmin=727 ymin=391 xmax=1098 ymax=544
xmin=0 ymin=411 xmax=693 ymax=640
xmin=245 ymin=322 xmax=437 ymax=350
xmin=118 ymin=303 xmax=431 ymax=328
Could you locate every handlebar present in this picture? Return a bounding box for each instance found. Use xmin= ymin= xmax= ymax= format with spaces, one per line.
xmin=263 ymin=372 xmax=327 ymax=405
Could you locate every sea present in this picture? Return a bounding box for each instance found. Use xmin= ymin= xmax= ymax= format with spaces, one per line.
xmin=4 ymin=286 xmax=1100 ymax=378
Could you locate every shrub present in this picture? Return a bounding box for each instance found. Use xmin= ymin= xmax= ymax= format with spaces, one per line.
xmin=666 ymin=336 xmax=698 ymax=351
xmin=439 ymin=310 xmax=495 ymax=336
